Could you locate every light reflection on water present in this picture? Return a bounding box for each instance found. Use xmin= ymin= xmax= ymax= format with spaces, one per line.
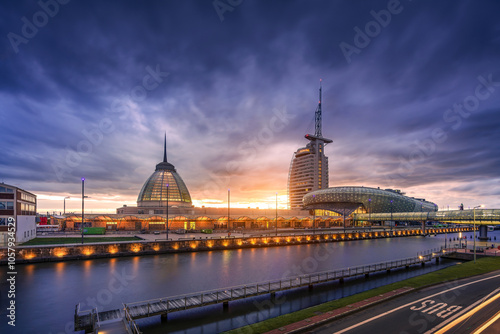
xmin=1 ymin=231 xmax=498 ymax=334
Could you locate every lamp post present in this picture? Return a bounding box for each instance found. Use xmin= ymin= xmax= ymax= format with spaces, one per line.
xmin=166 ymin=184 xmax=169 ymax=240
xmin=390 ymin=200 xmax=393 ymax=232
xmin=81 ymin=178 xmax=85 ymax=244
xmin=275 ymin=192 xmax=278 ymax=236
xmin=368 ymin=198 xmax=371 ymax=231
xmin=343 ymin=206 xmax=346 ymax=234
xmin=312 ymin=195 xmax=316 ymax=235
xmin=64 ymin=196 xmax=70 ymax=214
xmin=473 ymin=205 xmax=484 ymax=263
xmin=228 ymin=189 xmax=230 ymax=236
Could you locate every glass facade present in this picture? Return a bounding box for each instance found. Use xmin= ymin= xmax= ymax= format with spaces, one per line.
xmin=0 ymin=201 xmax=14 ymax=210
xmin=137 ymin=170 xmax=192 ymax=205
xmin=303 ymin=186 xmax=438 ymax=215
xmin=355 ymin=209 xmax=500 ymax=223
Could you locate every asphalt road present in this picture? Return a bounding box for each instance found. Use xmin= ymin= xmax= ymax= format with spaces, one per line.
xmin=309 ymin=270 xmax=500 ymax=334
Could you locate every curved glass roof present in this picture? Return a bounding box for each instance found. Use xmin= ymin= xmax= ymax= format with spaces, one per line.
xmin=137 ymin=169 xmax=192 ymax=205
xmin=137 ymin=137 xmax=192 ymax=207
xmin=303 ymin=186 xmax=437 ymax=215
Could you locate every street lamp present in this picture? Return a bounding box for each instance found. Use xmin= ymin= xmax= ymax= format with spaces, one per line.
xmin=228 ymin=189 xmax=230 ymax=236
xmin=368 ymin=198 xmax=371 ymax=231
xmin=312 ymin=195 xmax=316 ymax=235
xmin=390 ymin=200 xmax=393 ymax=232
xmin=81 ymin=178 xmax=85 ymax=244
xmin=166 ymin=184 xmax=169 ymax=240
xmin=64 ymin=196 xmax=70 ymax=214
xmin=473 ymin=205 xmax=484 ymax=263
xmin=275 ymin=192 xmax=278 ymax=236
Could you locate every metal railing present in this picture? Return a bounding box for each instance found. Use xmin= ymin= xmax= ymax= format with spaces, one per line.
xmin=124 ymin=305 xmax=142 ymax=334
xmin=74 ymin=303 xmax=99 ymax=332
xmin=123 ymin=249 xmax=450 ymax=319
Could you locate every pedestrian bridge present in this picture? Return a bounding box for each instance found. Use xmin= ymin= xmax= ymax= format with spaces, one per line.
xmin=75 ymin=248 xmax=450 ymax=333
xmin=354 ymin=209 xmax=500 ymax=224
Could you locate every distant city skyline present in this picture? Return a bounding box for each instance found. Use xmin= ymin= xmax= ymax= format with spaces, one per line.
xmin=1 ymin=1 xmax=500 ymax=213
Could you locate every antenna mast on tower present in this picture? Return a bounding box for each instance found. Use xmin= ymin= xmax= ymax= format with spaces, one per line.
xmin=315 ymin=79 xmax=322 ymax=138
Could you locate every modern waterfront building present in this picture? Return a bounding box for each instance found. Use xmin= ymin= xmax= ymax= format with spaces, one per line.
xmin=303 ymin=186 xmax=438 ymax=217
xmin=135 ymin=135 xmax=192 ymax=213
xmin=0 ymin=183 xmax=37 ymax=246
xmin=110 ymin=136 xmax=313 ymax=231
xmin=288 ymin=81 xmax=332 ymax=209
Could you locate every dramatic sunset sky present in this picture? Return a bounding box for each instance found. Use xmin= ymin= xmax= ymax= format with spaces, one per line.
xmin=1 ymin=1 xmax=499 ymax=214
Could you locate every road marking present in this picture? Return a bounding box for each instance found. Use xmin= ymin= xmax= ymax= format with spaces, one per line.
xmin=333 ymin=273 xmax=500 ymax=334
xmin=431 ymin=289 xmax=500 ymax=334
xmin=409 ymin=299 xmax=463 ymax=318
xmin=422 ymin=296 xmax=489 ymax=334
xmin=473 ymin=309 xmax=500 ymax=334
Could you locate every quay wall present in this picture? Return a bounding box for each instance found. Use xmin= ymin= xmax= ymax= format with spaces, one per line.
xmin=0 ymin=227 xmax=472 ymax=265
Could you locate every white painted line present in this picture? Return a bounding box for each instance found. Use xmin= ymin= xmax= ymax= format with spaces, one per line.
xmin=424 ymin=287 xmax=500 ymax=334
xmin=473 ymin=309 xmax=500 ymax=334
xmin=432 ymin=290 xmax=500 ymax=334
xmin=334 ymin=273 xmax=500 ymax=334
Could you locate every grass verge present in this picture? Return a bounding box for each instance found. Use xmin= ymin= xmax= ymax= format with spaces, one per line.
xmin=224 ymin=257 xmax=500 ymax=334
xmin=21 ymin=237 xmax=140 ymax=245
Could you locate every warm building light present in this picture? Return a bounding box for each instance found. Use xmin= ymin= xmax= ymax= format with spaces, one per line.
xmin=130 ymin=244 xmax=141 ymax=253
xmin=172 ymin=243 xmax=179 ymax=250
xmin=152 ymin=244 xmax=160 ymax=252
xmin=53 ymin=247 xmax=68 ymax=258
xmin=82 ymin=247 xmax=94 ymax=256
xmin=190 ymin=242 xmax=197 ymax=249
xmin=108 ymin=245 xmax=119 ymax=254
xmin=24 ymin=252 xmax=36 ymax=260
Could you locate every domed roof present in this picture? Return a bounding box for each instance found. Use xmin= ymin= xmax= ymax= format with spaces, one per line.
xmin=137 ymin=136 xmax=192 ymax=207
xmin=303 ymin=186 xmax=437 ymax=215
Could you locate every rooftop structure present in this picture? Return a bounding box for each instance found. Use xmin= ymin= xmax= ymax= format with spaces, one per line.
xmin=137 ymin=135 xmax=192 ymax=209
xmin=303 ymin=186 xmax=438 ymax=216
xmin=288 ymin=80 xmax=332 ymax=209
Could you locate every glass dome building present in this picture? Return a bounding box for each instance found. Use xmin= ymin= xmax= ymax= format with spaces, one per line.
xmin=137 ymin=137 xmax=192 ymax=208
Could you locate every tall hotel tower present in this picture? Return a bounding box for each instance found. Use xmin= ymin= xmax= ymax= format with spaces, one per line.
xmin=288 ymin=81 xmax=332 ymax=209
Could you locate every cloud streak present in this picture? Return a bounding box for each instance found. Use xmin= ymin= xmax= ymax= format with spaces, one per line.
xmin=1 ymin=0 xmax=499 ymax=213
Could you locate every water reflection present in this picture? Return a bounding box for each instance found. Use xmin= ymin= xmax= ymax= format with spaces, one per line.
xmin=4 ymin=231 xmax=498 ymax=334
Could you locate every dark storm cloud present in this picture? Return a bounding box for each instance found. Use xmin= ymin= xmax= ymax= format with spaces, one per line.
xmin=1 ymin=0 xmax=500 ymax=210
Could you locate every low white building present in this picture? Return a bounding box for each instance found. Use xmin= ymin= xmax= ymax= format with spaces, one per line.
xmin=0 ymin=183 xmax=37 ymax=246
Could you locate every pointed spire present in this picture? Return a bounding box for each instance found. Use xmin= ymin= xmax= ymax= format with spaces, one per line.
xmin=163 ymin=133 xmax=167 ymax=162
xmin=315 ymin=79 xmax=323 ymax=138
